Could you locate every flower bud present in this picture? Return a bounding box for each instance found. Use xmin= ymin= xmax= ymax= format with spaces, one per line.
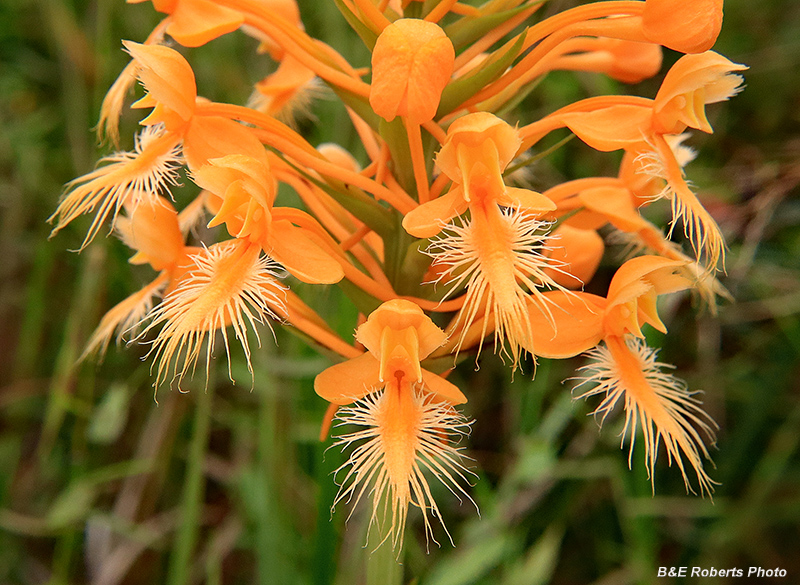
xmin=642 ymin=0 xmax=724 ymax=54
xmin=369 ymin=19 xmax=454 ymax=124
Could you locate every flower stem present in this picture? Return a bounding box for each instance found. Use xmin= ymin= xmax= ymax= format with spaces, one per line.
xmin=166 ymin=382 xmax=214 ymax=585
xmin=365 ymin=502 xmax=403 ymax=585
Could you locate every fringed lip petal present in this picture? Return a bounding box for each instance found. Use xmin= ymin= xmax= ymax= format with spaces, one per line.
xmin=314 ymin=352 xmax=382 ymax=405
xmin=267 ymin=220 xmax=344 ymax=284
xmin=525 ymin=291 xmax=605 ymax=359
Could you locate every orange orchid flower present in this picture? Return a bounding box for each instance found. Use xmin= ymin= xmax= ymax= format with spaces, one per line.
xmin=404 ymin=113 xmax=561 ymax=366
xmin=315 ymin=300 xmax=472 ymax=549
xmin=50 ymin=42 xmax=276 ymax=249
xmin=545 ymin=52 xmax=746 ymax=269
xmin=652 ymin=51 xmax=748 ymax=135
xmin=526 ymin=256 xmax=716 ymax=495
xmin=193 ymin=154 xmax=345 ymax=285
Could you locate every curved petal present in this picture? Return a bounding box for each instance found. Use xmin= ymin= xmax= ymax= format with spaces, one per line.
xmin=168 ymin=0 xmax=244 ymax=48
xmin=315 ymin=353 xmax=382 ymax=405
xmin=559 ymin=105 xmax=652 ymax=152
xmin=545 ymin=225 xmax=604 ymax=289
xmin=607 ymin=255 xmax=687 ymax=306
xmin=402 ymin=186 xmax=468 ymax=238
xmin=499 ymin=187 xmax=557 ymax=216
xmin=267 ymin=220 xmax=344 ymax=284
xmin=123 ymin=41 xmax=196 ymax=122
xmin=526 ymin=291 xmax=606 ymax=359
xmin=421 ymin=368 xmax=467 ymax=404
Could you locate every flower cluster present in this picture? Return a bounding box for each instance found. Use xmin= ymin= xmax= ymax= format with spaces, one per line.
xmin=52 ymin=0 xmax=743 ymax=550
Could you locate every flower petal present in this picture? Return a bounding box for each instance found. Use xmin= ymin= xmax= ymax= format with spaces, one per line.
xmin=526 ymin=291 xmax=605 ymax=358
xmin=167 ymin=0 xmax=244 ymax=47
xmin=402 ymin=185 xmax=468 ymax=238
xmin=314 ymin=352 xmax=382 ymax=405
xmin=559 ymin=105 xmax=652 ymax=152
xmin=267 ymin=220 xmax=344 ymax=284
xmin=420 ymin=368 xmax=467 ymax=404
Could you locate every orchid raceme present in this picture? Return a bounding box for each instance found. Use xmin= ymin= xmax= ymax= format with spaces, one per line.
xmin=53 ymin=0 xmax=745 ymax=560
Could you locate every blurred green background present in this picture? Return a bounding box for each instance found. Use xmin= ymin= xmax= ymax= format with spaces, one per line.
xmin=1 ymin=0 xmax=799 ymax=583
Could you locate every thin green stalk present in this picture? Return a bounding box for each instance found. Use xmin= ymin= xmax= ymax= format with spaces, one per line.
xmin=166 ymin=383 xmax=214 ymax=585
xmin=365 ymin=494 xmax=403 ymax=585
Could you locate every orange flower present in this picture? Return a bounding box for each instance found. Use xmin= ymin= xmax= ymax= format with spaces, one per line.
xmin=51 ymin=42 xmax=276 ymax=249
xmin=369 ymin=19 xmax=454 ymax=124
xmin=404 ymin=113 xmax=560 ymax=366
xmin=525 ymin=256 xmax=716 ymax=495
xmin=315 ymin=300 xmax=472 ymax=549
xmin=653 ymin=51 xmax=747 ymax=135
xmin=125 ymin=41 xmax=268 ymax=170
xmin=193 ymin=154 xmax=345 ymax=284
xmin=553 ymin=52 xmax=746 ymax=270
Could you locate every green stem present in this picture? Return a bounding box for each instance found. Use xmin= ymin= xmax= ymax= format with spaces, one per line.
xmin=166 ymin=384 xmax=214 ymax=585
xmin=365 ymin=508 xmax=404 ymax=585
